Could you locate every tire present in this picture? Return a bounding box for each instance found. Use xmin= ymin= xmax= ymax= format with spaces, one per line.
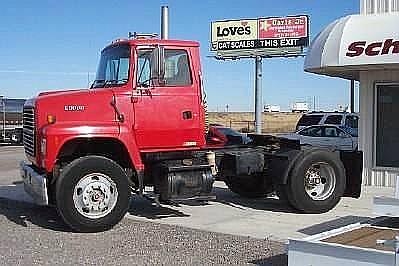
xmin=275 ymin=185 xmax=289 ymax=203
xmin=56 ymin=156 xmax=131 ymax=232
xmin=224 ymin=174 xmax=268 ymax=198
xmin=285 ymin=150 xmax=346 ymax=213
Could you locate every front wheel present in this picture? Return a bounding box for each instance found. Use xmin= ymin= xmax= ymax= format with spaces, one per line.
xmin=285 ymin=150 xmax=346 ymax=213
xmin=56 ymin=156 xmax=131 ymax=232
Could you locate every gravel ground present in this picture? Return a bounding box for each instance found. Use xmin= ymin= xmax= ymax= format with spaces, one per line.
xmin=0 ymin=198 xmax=287 ymax=265
xmin=0 ymin=145 xmax=25 ymax=185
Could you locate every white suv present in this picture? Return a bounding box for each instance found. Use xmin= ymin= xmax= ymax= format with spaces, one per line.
xmin=296 ymin=112 xmax=359 ymax=137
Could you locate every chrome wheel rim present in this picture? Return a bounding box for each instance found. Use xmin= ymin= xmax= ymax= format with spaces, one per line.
xmin=304 ymin=162 xmax=336 ymax=201
xmin=73 ymin=173 xmax=118 ymax=219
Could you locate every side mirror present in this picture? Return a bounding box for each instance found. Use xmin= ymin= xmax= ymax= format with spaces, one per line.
xmin=151 ymin=45 xmax=165 ymax=85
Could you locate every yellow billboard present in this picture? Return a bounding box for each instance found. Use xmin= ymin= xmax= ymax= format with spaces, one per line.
xmin=211 ymin=19 xmax=258 ymax=51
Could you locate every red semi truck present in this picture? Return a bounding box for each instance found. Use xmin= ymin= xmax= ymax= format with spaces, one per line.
xmin=20 ymin=36 xmax=363 ymax=232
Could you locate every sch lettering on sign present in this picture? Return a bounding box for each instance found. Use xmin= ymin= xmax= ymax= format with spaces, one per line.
xmin=346 ymin=39 xmax=399 ymax=57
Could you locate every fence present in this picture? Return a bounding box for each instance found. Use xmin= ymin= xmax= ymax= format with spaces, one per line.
xmin=209 ymin=112 xmax=302 ymax=133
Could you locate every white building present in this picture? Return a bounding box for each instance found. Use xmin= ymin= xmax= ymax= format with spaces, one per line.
xmin=305 ymin=0 xmax=399 ymax=187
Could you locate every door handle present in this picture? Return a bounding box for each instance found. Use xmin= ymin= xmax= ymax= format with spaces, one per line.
xmin=182 ymin=111 xmax=192 ymax=120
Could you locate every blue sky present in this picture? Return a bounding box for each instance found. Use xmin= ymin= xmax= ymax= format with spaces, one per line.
xmin=0 ymin=0 xmax=359 ymax=111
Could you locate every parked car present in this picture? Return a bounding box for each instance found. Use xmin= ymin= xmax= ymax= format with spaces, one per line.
xmin=11 ymin=128 xmax=23 ymax=144
xmin=207 ymin=125 xmax=252 ymax=147
xmin=296 ymin=112 xmax=359 ymax=137
xmin=280 ymin=124 xmax=358 ymax=151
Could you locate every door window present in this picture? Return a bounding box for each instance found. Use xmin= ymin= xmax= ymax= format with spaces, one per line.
xmin=164 ymin=50 xmax=192 ymax=86
xmin=136 ymin=49 xmax=192 ymax=87
xmin=299 ymin=126 xmax=323 ymax=137
xmin=324 ymin=127 xmax=338 ymax=137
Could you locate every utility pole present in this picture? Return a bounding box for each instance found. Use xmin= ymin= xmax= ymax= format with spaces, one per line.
xmin=0 ymin=96 xmax=5 ymax=142
xmin=350 ymin=80 xmax=355 ymax=113
xmin=254 ymin=56 xmax=262 ymax=134
xmin=313 ymin=96 xmax=316 ymax=111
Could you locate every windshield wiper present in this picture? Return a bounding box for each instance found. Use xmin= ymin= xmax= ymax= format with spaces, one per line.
xmin=90 ymin=79 xmax=105 ymax=89
xmin=91 ymin=79 xmax=128 ymax=88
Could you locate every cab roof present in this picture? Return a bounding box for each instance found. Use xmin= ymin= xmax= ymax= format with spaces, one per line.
xmin=103 ymin=38 xmax=200 ymax=52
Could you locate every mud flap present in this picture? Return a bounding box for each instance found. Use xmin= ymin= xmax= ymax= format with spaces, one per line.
xmin=341 ymin=150 xmax=363 ymax=198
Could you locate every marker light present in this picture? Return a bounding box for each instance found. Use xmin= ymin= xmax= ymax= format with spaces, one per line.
xmin=47 ymin=114 xmax=56 ymax=124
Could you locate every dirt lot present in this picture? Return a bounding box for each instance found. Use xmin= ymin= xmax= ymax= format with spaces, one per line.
xmin=208 ymin=112 xmax=302 ymax=133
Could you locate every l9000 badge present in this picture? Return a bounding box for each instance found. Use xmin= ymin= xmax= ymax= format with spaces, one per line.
xmin=64 ymin=105 xmax=85 ymax=111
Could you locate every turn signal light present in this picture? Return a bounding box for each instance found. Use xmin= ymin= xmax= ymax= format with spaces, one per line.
xmin=47 ymin=114 xmax=56 ymax=124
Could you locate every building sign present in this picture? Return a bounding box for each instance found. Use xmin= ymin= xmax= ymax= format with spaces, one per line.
xmin=346 ymin=39 xmax=399 ymax=57
xmin=211 ymin=15 xmax=309 ymax=57
xmin=305 ymin=13 xmax=399 ymax=72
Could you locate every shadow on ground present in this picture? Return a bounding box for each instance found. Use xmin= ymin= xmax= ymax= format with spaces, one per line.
xmin=127 ymin=186 xmax=301 ymax=220
xmin=212 ymin=187 xmax=301 ymax=214
xmin=298 ymin=215 xmax=379 ymax=236
xmin=249 ymin=254 xmax=288 ymax=266
xmin=0 ymin=197 xmax=70 ymax=232
xmin=128 ymin=195 xmax=190 ymax=219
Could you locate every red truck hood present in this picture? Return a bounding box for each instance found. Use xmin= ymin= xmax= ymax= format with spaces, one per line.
xmin=38 ymin=88 xmax=87 ymax=97
xmin=32 ymin=88 xmax=118 ymax=136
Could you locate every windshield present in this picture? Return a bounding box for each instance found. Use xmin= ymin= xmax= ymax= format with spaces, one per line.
xmin=92 ymin=44 xmax=130 ymax=88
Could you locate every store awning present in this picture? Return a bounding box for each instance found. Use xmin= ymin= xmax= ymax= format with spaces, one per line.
xmin=305 ymin=13 xmax=399 ymax=80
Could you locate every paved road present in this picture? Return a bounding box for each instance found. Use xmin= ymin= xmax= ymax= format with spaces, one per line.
xmin=0 ymin=146 xmax=286 ymax=265
xmin=128 ymin=184 xmax=393 ymax=241
xmin=0 ymin=146 xmax=395 ymax=264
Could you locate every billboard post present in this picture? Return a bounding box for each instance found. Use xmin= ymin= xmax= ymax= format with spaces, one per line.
xmin=255 ymin=57 xmax=262 ymax=134
xmin=0 ymin=96 xmax=5 ymax=142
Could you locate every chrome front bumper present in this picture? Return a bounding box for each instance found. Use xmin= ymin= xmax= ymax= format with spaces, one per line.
xmin=20 ymin=161 xmax=49 ymax=205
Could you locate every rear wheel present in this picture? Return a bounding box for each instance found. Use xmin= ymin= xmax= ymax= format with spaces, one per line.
xmin=275 ymin=185 xmax=289 ymax=202
xmin=285 ymin=150 xmax=346 ymax=213
xmin=56 ymin=156 xmax=131 ymax=232
xmin=224 ymin=174 xmax=269 ymax=198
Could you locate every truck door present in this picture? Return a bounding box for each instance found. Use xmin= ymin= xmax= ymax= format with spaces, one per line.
xmin=133 ymin=47 xmax=201 ymax=150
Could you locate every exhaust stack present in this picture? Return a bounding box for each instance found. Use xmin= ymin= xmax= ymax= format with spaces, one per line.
xmin=161 ymin=6 xmax=169 ymax=39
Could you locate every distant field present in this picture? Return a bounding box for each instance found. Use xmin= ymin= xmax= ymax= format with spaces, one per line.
xmin=208 ymin=112 xmax=303 ymax=133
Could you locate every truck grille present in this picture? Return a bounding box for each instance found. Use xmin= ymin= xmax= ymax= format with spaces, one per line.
xmin=23 ymin=106 xmax=36 ymax=157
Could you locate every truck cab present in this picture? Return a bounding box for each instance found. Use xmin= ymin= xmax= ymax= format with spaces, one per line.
xmin=24 ymin=38 xmax=207 ymax=174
